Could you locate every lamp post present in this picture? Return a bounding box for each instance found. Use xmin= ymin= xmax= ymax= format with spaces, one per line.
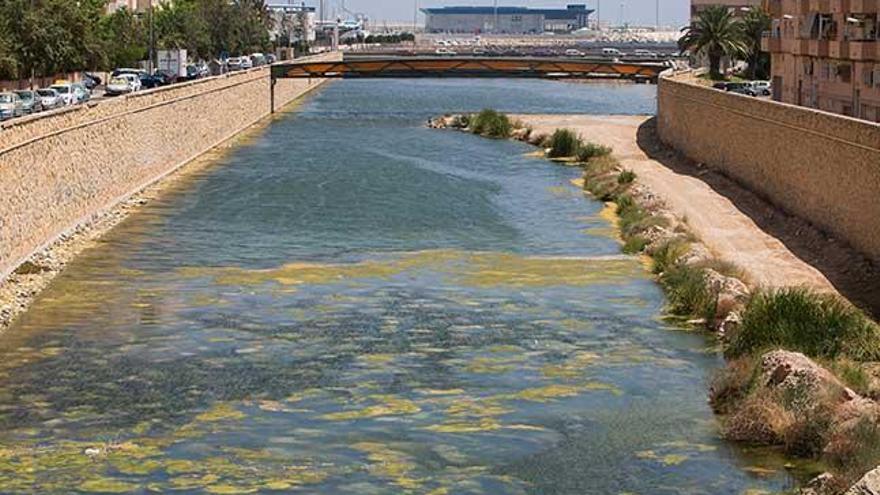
xmin=148 ymin=2 xmax=155 ymax=74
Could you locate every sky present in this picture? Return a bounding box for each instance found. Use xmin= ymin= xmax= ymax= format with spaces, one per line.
xmin=322 ymin=0 xmax=691 ymax=27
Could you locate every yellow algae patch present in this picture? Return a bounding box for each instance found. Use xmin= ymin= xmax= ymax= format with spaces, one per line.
xmin=466 ymin=356 xmax=518 ymax=374
xmin=570 ymin=178 xmax=585 ymax=188
xmin=205 ymin=485 xmax=259 ymax=494
xmin=417 ymin=389 xmax=466 ymax=396
xmin=541 ymin=351 xmax=600 ymax=378
xmin=424 ymin=418 xmax=503 ymax=433
xmin=360 ymin=353 xmax=396 ymax=365
xmin=504 ymin=384 xmax=582 ymax=402
xmin=459 ymin=253 xmax=639 ymax=288
xmin=78 ymin=478 xmax=140 ymax=493
xmin=195 ymin=403 xmax=246 ymax=423
xmin=446 ymin=398 xmax=512 ymax=418
xmin=352 ymin=442 xmax=422 ymax=490
xmin=176 ymin=250 xmax=638 ymax=291
xmin=319 ymin=395 xmax=420 ymax=421
xmin=284 ymin=388 xmax=323 ymax=404
xmin=547 ymin=185 xmax=576 ymax=197
xmin=742 ymin=466 xmax=778 ymax=477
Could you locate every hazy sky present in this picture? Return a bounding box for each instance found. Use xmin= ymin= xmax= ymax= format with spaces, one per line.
xmin=326 ymin=0 xmax=690 ymax=27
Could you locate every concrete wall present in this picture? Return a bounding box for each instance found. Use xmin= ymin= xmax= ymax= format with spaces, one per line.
xmin=657 ymin=75 xmax=880 ymax=263
xmin=0 ymin=55 xmax=334 ymax=280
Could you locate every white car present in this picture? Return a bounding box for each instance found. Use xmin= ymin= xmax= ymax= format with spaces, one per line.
xmin=49 ymin=83 xmax=77 ymax=106
xmin=105 ymin=74 xmax=141 ymax=96
xmin=36 ymin=88 xmax=62 ymax=110
xmin=240 ymin=56 xmax=253 ymax=69
xmin=435 ymin=47 xmax=457 ymax=56
xmin=565 ymin=49 xmax=584 ymax=57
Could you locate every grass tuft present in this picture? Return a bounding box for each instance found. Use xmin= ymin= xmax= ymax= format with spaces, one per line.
xmin=546 ymin=129 xmax=582 ymax=158
xmin=617 ymin=170 xmax=636 ymax=185
xmin=725 ymin=288 xmax=880 ymax=362
xmin=470 ymin=109 xmax=513 ymax=139
xmin=651 ymin=238 xmax=691 ymax=275
xmin=576 ymin=142 xmax=613 ymax=162
xmin=660 ymin=263 xmax=717 ymax=321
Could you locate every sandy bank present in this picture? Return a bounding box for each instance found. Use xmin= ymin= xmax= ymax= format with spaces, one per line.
xmin=514 ymin=114 xmax=880 ymax=315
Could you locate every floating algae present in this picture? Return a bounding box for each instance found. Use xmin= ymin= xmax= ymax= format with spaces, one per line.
xmin=194 ymin=403 xmax=246 ymax=423
xmin=352 ymin=442 xmax=423 ymax=490
xmin=319 ymin=395 xmax=420 ymax=421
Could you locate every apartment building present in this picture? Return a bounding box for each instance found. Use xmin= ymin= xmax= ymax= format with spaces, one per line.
xmin=763 ymin=0 xmax=880 ymax=121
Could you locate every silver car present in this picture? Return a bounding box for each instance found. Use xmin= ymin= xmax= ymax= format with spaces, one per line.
xmin=0 ymin=92 xmax=24 ymax=121
xmin=13 ymin=90 xmax=43 ymax=114
xmin=36 ymin=88 xmax=62 ymax=110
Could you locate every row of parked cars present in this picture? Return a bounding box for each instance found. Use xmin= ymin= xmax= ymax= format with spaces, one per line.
xmin=0 ymin=79 xmax=95 ymax=121
xmin=713 ymin=80 xmax=772 ymax=97
xmin=225 ymin=53 xmax=277 ymax=71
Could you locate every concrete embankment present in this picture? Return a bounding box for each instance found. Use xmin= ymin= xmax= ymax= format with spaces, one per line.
xmin=657 ymin=74 xmax=880 ymax=267
xmin=0 ymin=53 xmax=336 ymax=327
xmin=0 ymin=54 xmax=335 ymax=283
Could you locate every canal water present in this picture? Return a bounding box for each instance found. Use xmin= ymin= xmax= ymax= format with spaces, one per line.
xmin=0 ymin=80 xmax=804 ymax=493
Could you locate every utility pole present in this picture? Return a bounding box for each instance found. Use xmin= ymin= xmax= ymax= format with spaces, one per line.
xmin=148 ymin=2 xmax=155 ymax=74
xmin=413 ymin=0 xmax=418 ymax=36
xmin=656 ymin=0 xmax=660 ymax=30
xmin=493 ymin=0 xmax=498 ymax=34
xmin=596 ymin=0 xmax=600 ymax=30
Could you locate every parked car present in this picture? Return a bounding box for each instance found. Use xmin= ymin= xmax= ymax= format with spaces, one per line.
xmin=564 ymin=48 xmax=584 ymax=57
xmin=0 ymin=92 xmax=24 ymax=120
xmin=71 ymin=82 xmax=90 ymax=103
xmin=239 ymin=56 xmax=253 ymax=69
xmin=748 ymin=80 xmax=772 ymax=96
xmin=105 ymin=74 xmax=141 ymax=96
xmin=82 ymin=72 xmax=102 ymax=90
xmin=633 ymin=49 xmax=658 ymax=58
xmin=36 ymin=88 xmax=62 ymax=110
xmin=602 ymin=47 xmax=625 ymax=57
xmin=50 ymin=83 xmax=77 ymax=106
xmin=435 ymin=47 xmax=456 ymax=56
xmin=264 ymin=54 xmax=277 ymax=65
xmin=250 ymin=53 xmax=266 ymax=67
xmin=13 ymin=90 xmax=43 ymax=114
xmin=226 ymin=57 xmax=243 ymax=71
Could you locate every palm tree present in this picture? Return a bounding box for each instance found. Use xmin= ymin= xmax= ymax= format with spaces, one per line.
xmin=679 ymin=5 xmax=748 ymax=79
xmin=741 ymin=6 xmax=771 ymax=79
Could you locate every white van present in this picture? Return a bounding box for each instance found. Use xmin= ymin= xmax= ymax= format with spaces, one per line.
xmin=602 ymin=47 xmax=624 ymax=57
xmin=564 ymin=49 xmax=583 ymax=57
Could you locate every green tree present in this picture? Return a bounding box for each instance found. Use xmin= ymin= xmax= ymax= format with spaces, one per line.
xmin=679 ymin=5 xmax=748 ymax=79
xmin=741 ymin=6 xmax=772 ymax=79
xmin=98 ymin=8 xmax=147 ymax=70
xmin=155 ymin=0 xmax=210 ymax=58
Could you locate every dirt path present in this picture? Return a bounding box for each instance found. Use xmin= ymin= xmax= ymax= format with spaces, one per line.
xmin=518 ymin=114 xmax=850 ymax=298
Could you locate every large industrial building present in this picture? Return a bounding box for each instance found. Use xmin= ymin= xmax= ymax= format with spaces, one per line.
xmin=422 ymin=4 xmax=593 ymax=34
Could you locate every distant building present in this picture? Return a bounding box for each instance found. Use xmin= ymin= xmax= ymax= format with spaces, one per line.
xmin=690 ymin=0 xmax=762 ymax=19
xmin=267 ymin=1 xmax=317 ymax=44
xmin=422 ymin=4 xmax=593 ymax=34
xmin=105 ymin=0 xmax=163 ymax=13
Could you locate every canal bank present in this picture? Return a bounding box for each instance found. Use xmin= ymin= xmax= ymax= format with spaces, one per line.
xmin=0 ymin=58 xmax=336 ymax=330
xmin=428 ymin=108 xmax=880 ymax=494
xmin=0 ymin=79 xmax=810 ymax=493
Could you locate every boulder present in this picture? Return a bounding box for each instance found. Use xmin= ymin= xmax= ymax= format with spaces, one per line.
xmin=703 ymin=268 xmax=749 ymax=323
xmin=846 ymin=466 xmax=880 ymax=495
xmin=681 ymin=243 xmax=712 ymax=267
xmin=801 ymin=472 xmax=838 ymax=495
xmin=760 ymin=350 xmax=857 ymax=408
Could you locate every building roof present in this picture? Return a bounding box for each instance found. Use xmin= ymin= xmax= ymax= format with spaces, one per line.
xmin=421 ymin=5 xmax=593 ymax=19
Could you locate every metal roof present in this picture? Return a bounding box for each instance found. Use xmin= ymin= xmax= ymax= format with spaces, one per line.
xmin=421 ymin=5 xmax=593 ymax=19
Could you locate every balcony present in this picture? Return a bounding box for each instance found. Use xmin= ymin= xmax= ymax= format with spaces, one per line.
xmin=849 ymin=40 xmax=878 ymax=60
xmin=809 ymin=39 xmax=831 ymax=57
xmin=850 ymin=0 xmax=880 ymax=14
xmin=764 ymin=0 xmax=783 ymax=17
xmin=830 ymin=40 xmax=850 ymax=58
xmin=763 ymin=36 xmax=783 ymax=52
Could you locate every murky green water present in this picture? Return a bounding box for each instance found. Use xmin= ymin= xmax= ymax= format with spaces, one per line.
xmin=2 ymin=80 xmax=808 ymax=493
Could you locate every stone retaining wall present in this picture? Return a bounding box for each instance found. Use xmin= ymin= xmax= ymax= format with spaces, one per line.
xmin=657 ymin=75 xmax=880 ymax=264
xmin=0 ymin=54 xmax=335 ymax=279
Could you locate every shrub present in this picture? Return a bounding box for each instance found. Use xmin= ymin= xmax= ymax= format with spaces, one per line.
xmin=723 ymin=392 xmax=791 ymax=445
xmin=623 ymin=235 xmax=649 ymax=254
xmin=586 ymin=155 xmax=620 ymax=176
xmin=617 ymin=170 xmax=636 ymax=185
xmin=782 ymin=396 xmax=835 ymax=457
xmin=826 ymin=417 xmax=880 ymax=485
xmin=470 ymin=109 xmax=513 ymax=138
xmin=546 ymin=129 xmax=582 ymax=158
xmin=709 ymin=357 xmax=760 ymax=414
xmin=651 ymin=238 xmax=691 ymax=275
xmin=725 ymin=288 xmax=880 ymax=361
xmin=576 ymin=142 xmax=613 ymax=162
xmin=829 ymin=359 xmax=872 ymax=396
xmin=660 ymin=263 xmax=717 ymax=321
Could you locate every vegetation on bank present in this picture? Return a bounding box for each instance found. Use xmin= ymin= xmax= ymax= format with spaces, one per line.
xmin=0 ymin=0 xmax=302 ymax=80
xmin=447 ymin=110 xmax=880 ymax=494
xmin=679 ymin=5 xmax=770 ymax=80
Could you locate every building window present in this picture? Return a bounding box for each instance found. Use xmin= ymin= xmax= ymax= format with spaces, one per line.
xmin=511 ymin=15 xmax=522 ymax=22
xmin=844 ymin=13 xmax=878 ymax=41
xmin=839 ymin=64 xmax=852 ymax=83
